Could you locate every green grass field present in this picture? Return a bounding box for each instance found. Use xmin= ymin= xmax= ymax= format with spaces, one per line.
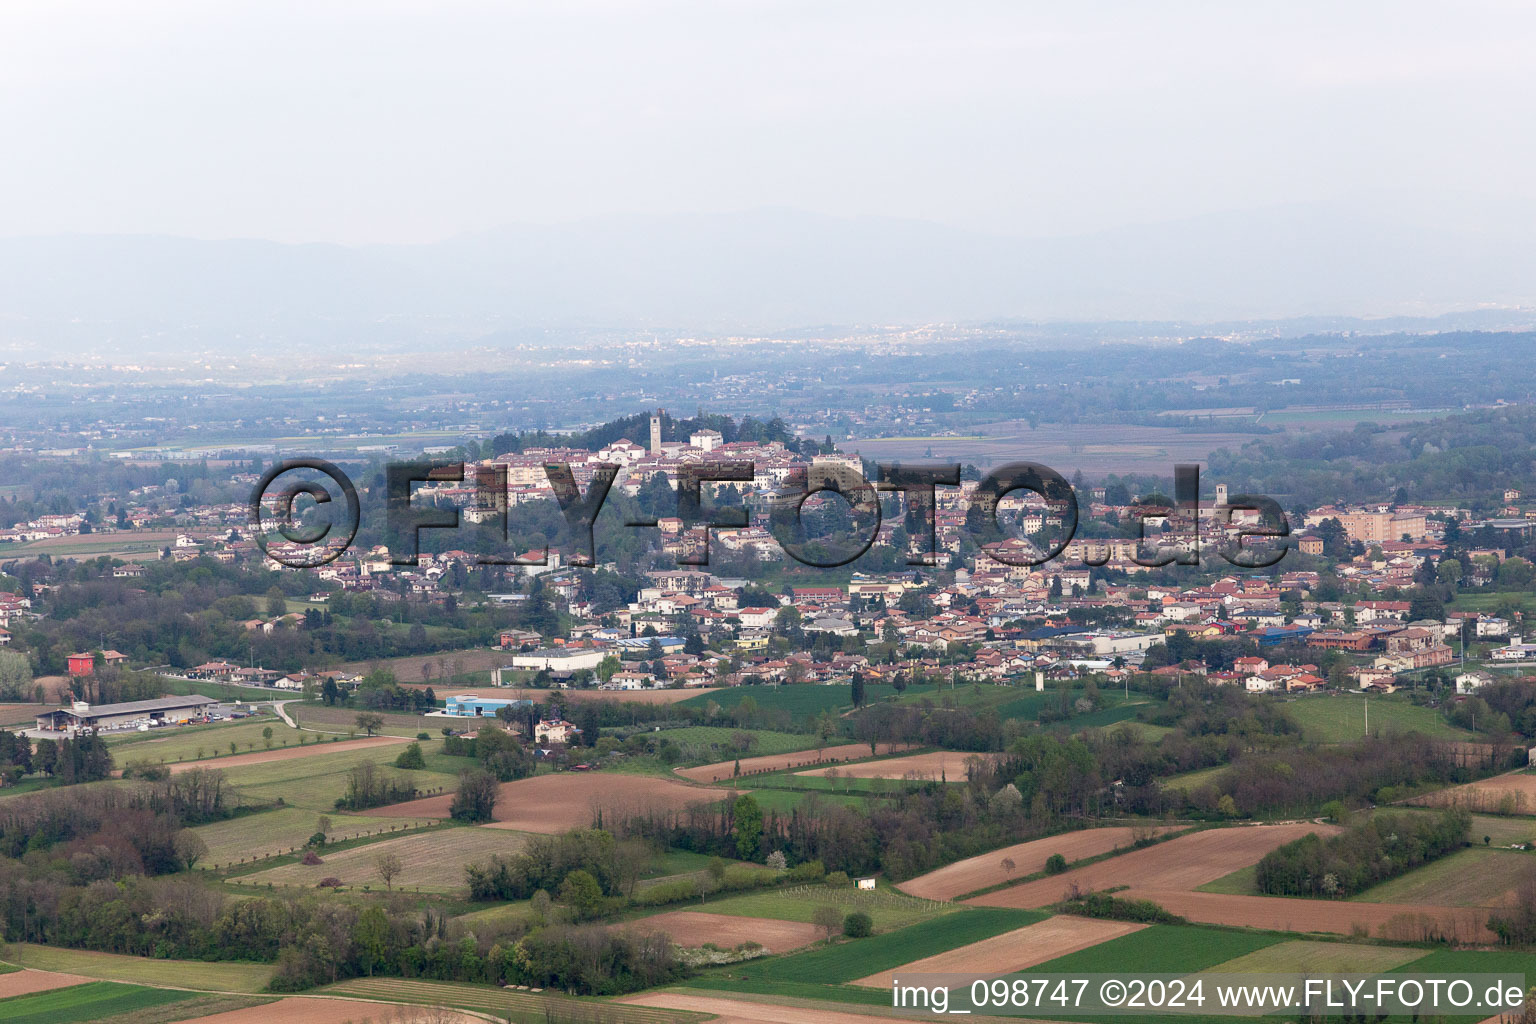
xmin=218 ymin=745 xmax=458 ymax=811
xmin=690 ymin=906 xmax=1042 ymax=987
xmin=1160 ymin=765 xmax=1234 ymax=794
xmin=1208 ymin=939 xmax=1426 ymax=974
xmin=1033 ymin=924 xmax=1284 ymax=974
xmin=0 ymin=981 xmax=194 ymax=1024
xmin=239 ymin=825 xmax=530 ymax=892
xmin=1392 ymin=808 xmax=1536 ymax=846
xmin=3 ymin=944 xmax=274 ymax=992
xmin=1283 ymin=695 xmax=1473 ymax=743
xmin=106 ymin=718 xmax=301 ymax=764
xmin=1353 ymin=848 xmax=1531 ymax=906
xmin=689 ymin=884 xmax=952 ymax=933
xmin=190 ymin=806 xmax=406 ymax=865
xmin=654 ymin=726 xmax=822 ymax=760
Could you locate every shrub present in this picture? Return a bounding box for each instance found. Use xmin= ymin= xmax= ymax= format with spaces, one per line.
xmin=787 ymin=859 xmax=825 ymax=882
xmin=394 ymin=742 xmax=426 ymax=770
xmin=301 ymin=850 xmax=324 ymax=865
xmin=824 ymin=870 xmax=849 ymax=887
xmin=307 ymin=831 xmax=327 ymax=848
xmin=317 ymin=877 xmax=342 ymax=888
xmin=842 ymin=911 xmax=873 ymax=938
xmin=1044 ymin=853 xmax=1068 ymax=875
xmin=1062 ymin=886 xmax=1184 ymax=924
xmin=416 ymin=732 xmax=431 ymax=741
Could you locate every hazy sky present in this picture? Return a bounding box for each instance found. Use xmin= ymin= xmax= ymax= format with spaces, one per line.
xmin=2 ymin=1 xmax=1532 ymax=245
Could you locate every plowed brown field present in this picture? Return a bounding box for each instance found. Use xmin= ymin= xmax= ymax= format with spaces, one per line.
xmin=374 ymin=772 xmax=731 ymax=832
xmin=898 ymin=827 xmax=1175 ymax=901
xmin=967 ymin=823 xmax=1337 ymax=909
xmin=0 ymin=969 xmax=91 ymax=998
xmin=675 ymin=742 xmax=906 ymax=783
xmin=1134 ymin=889 xmax=1495 ymax=943
xmin=795 ymin=750 xmax=996 ymax=781
xmin=636 ymin=911 xmax=822 ymax=953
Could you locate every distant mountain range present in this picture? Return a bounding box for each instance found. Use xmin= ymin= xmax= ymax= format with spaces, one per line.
xmin=1 ymin=204 xmax=1534 ymax=352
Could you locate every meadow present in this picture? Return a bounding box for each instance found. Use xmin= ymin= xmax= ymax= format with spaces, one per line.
xmin=190 ymin=806 xmax=407 ymax=864
xmin=106 ymin=717 xmax=302 ymax=764
xmin=1282 ymin=694 xmax=1472 ymax=743
xmin=651 ymin=726 xmax=823 ymax=760
xmin=0 ymin=981 xmax=195 ymax=1024
xmin=218 ymin=745 xmax=459 ymax=811
xmin=2 ymin=944 xmax=275 ymax=992
xmin=1208 ymin=939 xmax=1426 ymax=974
xmin=1352 ymin=847 xmax=1531 ymax=907
xmin=686 ymin=883 xmax=952 ymax=933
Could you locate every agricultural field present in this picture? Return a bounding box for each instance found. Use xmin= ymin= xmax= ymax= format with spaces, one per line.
xmin=674 ymin=743 xmax=896 ymax=783
xmin=377 ymin=772 xmax=726 ymax=831
xmin=174 ymin=996 xmax=476 ymax=1024
xmin=0 ymin=703 xmax=48 ymax=728
xmin=0 ymin=980 xmax=195 ymax=1024
xmin=689 ymin=883 xmax=952 ymax=933
xmin=1283 ymin=694 xmax=1473 ymax=743
xmin=190 ymin=806 xmax=409 ymax=865
xmin=898 ymin=825 xmax=1176 ymax=901
xmin=0 ymin=971 xmax=89 ymax=997
xmin=852 ymin=917 xmax=1144 ymax=988
xmin=795 ymin=750 xmax=996 ymax=781
xmin=217 ymin=744 xmax=459 ymax=811
xmin=650 ymin=726 xmax=823 ymax=760
xmin=683 ymin=906 xmax=1043 ymax=989
xmin=1 ymin=944 xmax=275 ymax=992
xmin=318 ymin=977 xmax=708 ymax=1024
xmin=969 ymin=824 xmax=1335 ymax=909
xmin=106 ymin=717 xmax=302 ymax=764
xmin=289 ymin=703 xmax=438 ymax=737
xmin=1032 ymin=923 xmax=1284 ymax=974
xmin=1352 ymin=847 xmax=1531 ymax=907
xmin=1392 ymin=808 xmax=1536 ymax=846
xmin=1409 ymin=770 xmax=1536 ymax=815
xmin=639 ymin=911 xmax=823 ymax=954
xmin=239 ymin=825 xmax=532 ymax=892
xmin=1208 ymin=939 xmax=1429 ymax=974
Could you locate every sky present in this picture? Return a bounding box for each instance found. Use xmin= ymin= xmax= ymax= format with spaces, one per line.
xmin=1 ymin=1 xmax=1533 ymax=245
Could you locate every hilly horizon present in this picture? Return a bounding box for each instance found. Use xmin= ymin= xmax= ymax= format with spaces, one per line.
xmin=1 ymin=202 xmax=1535 ymax=353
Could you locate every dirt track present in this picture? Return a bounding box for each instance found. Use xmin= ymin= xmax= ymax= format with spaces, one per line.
xmin=675 ymin=742 xmax=906 ymax=783
xmin=795 ymin=750 xmax=995 ymax=781
xmin=162 ymin=735 xmax=408 ymax=774
xmin=175 ymin=996 xmax=481 ymax=1024
xmin=853 ymin=917 xmax=1145 ymax=988
xmin=967 ymin=823 xmax=1337 ymax=909
xmin=0 ymin=968 xmax=92 ymax=998
xmin=898 ymin=827 xmax=1175 ymax=901
xmin=636 ymin=911 xmax=822 ymax=953
xmin=374 ymin=772 xmax=732 ymax=832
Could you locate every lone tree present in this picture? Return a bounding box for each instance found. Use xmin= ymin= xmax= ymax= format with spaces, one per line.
xmin=174 ymin=830 xmax=208 ymax=871
xmin=812 ymin=904 xmax=842 ymax=941
xmin=374 ymin=851 xmax=403 ymax=891
xmin=1001 ymin=856 xmax=1016 ymax=878
xmin=450 ymin=767 xmax=498 ymax=823
xmin=356 ymin=712 xmax=385 ymax=737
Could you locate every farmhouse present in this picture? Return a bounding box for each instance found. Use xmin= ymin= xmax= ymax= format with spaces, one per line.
xmin=36 ymin=695 xmax=219 ymax=732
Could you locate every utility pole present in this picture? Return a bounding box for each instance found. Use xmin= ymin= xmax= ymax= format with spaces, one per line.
xmin=1364 ymin=697 xmax=1368 ymax=737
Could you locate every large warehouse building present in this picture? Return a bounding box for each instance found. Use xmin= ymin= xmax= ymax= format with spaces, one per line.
xmin=35 ymin=695 xmax=220 ymax=733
